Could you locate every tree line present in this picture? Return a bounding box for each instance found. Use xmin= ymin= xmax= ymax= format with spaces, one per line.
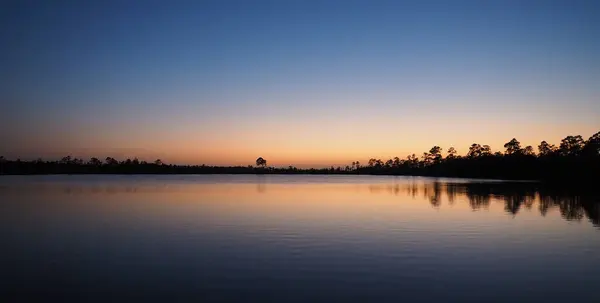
xmin=349 ymin=131 xmax=600 ymax=183
xmin=0 ymin=131 xmax=598 ymax=182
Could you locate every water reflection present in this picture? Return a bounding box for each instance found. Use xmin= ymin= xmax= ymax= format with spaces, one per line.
xmin=1 ymin=177 xmax=598 ymax=227
xmin=2 ymin=176 xmax=600 ymax=302
xmin=366 ymin=181 xmax=600 ymax=226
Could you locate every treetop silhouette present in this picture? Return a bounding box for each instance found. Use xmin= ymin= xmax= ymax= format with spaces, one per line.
xmin=0 ymin=131 xmax=598 ymax=183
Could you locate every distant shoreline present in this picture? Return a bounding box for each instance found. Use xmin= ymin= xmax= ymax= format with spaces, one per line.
xmin=0 ymin=159 xmax=597 ymax=184
xmin=1 ymin=131 xmax=598 ymax=184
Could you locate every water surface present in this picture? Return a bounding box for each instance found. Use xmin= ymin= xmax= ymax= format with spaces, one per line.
xmin=1 ymin=175 xmax=599 ymax=302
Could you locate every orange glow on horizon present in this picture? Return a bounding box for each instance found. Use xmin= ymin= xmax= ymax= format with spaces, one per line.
xmin=4 ymin=117 xmax=598 ymax=167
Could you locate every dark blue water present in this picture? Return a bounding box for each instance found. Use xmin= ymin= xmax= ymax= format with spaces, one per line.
xmin=1 ymin=175 xmax=599 ymax=302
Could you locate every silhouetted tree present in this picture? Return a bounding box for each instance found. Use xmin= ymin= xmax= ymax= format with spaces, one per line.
xmin=560 ymin=135 xmax=584 ymax=156
xmin=256 ymin=157 xmax=267 ymax=167
xmin=467 ymin=144 xmax=483 ymax=158
xmin=406 ymin=154 xmax=419 ymax=168
xmin=154 ymin=159 xmax=163 ymax=166
xmin=61 ymin=156 xmax=72 ymax=164
xmin=421 ymin=152 xmax=430 ymax=165
xmin=368 ymin=158 xmax=384 ymax=168
xmin=385 ymin=159 xmax=393 ymax=167
xmin=89 ymin=157 xmax=102 ymax=166
xmin=504 ymin=138 xmax=522 ymax=155
xmin=523 ymin=146 xmax=535 ymax=156
xmin=429 ymin=146 xmax=443 ymax=164
xmin=481 ymin=145 xmax=492 ymax=156
xmin=447 ymin=147 xmax=457 ymax=159
xmin=105 ymin=157 xmax=118 ymax=166
xmin=538 ymin=141 xmax=557 ymax=156
xmin=582 ymin=131 xmax=600 ymax=157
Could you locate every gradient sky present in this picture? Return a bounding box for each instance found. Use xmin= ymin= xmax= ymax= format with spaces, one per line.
xmin=1 ymin=0 xmax=599 ymax=167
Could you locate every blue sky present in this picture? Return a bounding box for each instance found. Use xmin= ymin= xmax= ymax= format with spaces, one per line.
xmin=1 ymin=0 xmax=599 ymax=166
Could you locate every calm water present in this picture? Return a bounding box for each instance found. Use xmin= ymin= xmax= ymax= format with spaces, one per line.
xmin=1 ymin=175 xmax=599 ymax=302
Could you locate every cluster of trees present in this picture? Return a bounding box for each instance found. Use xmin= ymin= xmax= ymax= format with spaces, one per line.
xmin=349 ymin=132 xmax=600 ymax=182
xmin=0 ymin=131 xmax=598 ymax=182
xmin=358 ymin=133 xmax=598 ymax=169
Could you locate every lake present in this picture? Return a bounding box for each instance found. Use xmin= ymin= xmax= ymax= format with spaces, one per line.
xmin=1 ymin=175 xmax=599 ymax=302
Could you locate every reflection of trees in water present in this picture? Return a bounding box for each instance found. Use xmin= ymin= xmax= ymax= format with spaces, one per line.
xmin=446 ymin=183 xmax=457 ymax=205
xmin=538 ymin=189 xmax=600 ymax=224
xmin=557 ymin=196 xmax=585 ymax=221
xmin=496 ymin=187 xmax=534 ymax=216
xmin=538 ymin=194 xmax=557 ymax=217
xmin=466 ymin=185 xmax=492 ymax=210
xmin=410 ymin=183 xmax=418 ymax=198
xmin=429 ymin=182 xmax=442 ymax=208
xmin=375 ymin=181 xmax=599 ymax=227
xmin=582 ymin=199 xmax=600 ymax=226
xmin=255 ymin=175 xmax=267 ymax=193
xmin=503 ymin=194 xmax=524 ymax=216
xmin=523 ymin=194 xmax=535 ymax=210
xmin=392 ymin=184 xmax=400 ymax=196
xmin=490 ymin=184 xmax=597 ymax=225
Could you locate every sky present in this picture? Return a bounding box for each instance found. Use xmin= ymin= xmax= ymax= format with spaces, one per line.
xmin=1 ymin=0 xmax=599 ymax=167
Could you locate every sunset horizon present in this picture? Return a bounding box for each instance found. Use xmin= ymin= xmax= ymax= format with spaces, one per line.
xmin=2 ymin=128 xmax=599 ymax=168
xmin=2 ymin=0 xmax=598 ymax=167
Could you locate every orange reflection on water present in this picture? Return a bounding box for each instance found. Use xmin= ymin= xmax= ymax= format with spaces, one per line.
xmin=3 ymin=178 xmax=597 ymax=230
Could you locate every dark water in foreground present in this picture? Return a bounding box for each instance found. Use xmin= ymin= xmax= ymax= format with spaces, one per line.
xmin=1 ymin=175 xmax=599 ymax=302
